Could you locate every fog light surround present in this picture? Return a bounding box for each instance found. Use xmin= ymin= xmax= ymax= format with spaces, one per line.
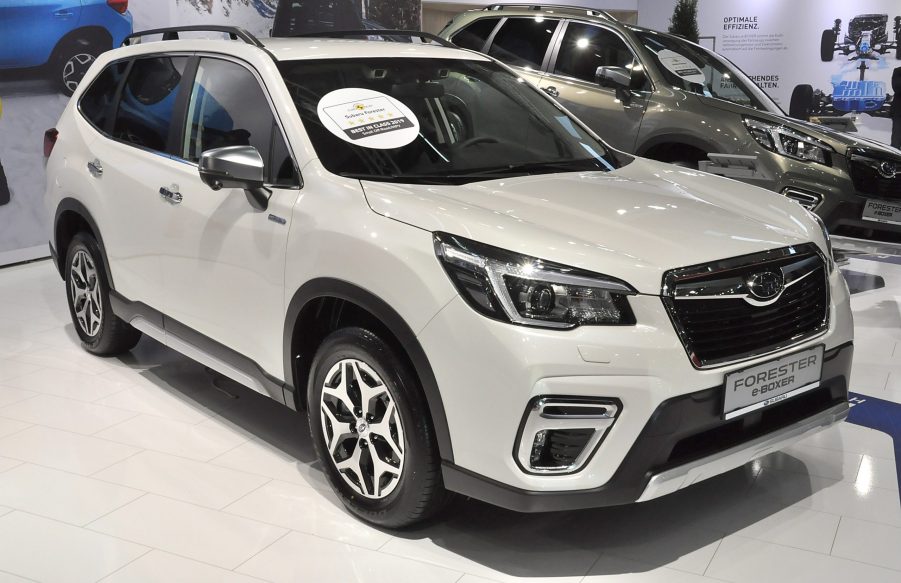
xmin=515 ymin=397 xmax=621 ymax=475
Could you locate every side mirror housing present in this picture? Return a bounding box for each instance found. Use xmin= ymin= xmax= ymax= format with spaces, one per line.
xmin=198 ymin=145 xmax=270 ymax=210
xmin=596 ymin=66 xmax=633 ymax=103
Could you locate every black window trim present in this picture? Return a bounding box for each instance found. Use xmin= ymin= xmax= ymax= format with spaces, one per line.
xmin=76 ymin=51 xmax=303 ymax=190
xmin=449 ymin=16 xmax=503 ymax=53
xmin=546 ymin=20 xmax=655 ymax=93
xmin=483 ymin=16 xmax=564 ymax=74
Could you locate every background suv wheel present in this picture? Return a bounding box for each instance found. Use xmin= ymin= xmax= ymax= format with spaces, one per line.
xmin=308 ymin=327 xmax=448 ymax=528
xmin=54 ymin=39 xmax=105 ymax=96
xmin=64 ymin=232 xmax=141 ymax=355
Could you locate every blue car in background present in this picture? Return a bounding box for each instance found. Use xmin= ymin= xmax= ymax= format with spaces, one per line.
xmin=0 ymin=0 xmax=133 ymax=95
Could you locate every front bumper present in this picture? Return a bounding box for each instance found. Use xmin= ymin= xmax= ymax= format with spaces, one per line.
xmin=441 ymin=342 xmax=851 ymax=512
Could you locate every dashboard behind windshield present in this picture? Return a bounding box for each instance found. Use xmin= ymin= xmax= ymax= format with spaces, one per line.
xmin=277 ymin=57 xmax=618 ymax=184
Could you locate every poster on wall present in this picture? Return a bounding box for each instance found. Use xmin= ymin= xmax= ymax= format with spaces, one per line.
xmin=639 ymin=0 xmax=901 ymax=147
xmin=0 ymin=0 xmax=421 ymax=267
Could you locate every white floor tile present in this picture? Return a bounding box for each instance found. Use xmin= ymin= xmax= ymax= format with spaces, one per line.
xmin=730 ymin=505 xmax=841 ymax=554
xmin=0 ymin=387 xmax=37 ymax=409
xmin=583 ymin=555 xmax=722 ymax=582
xmin=94 ymin=414 xmax=246 ymax=461
xmin=13 ymin=345 xmax=116 ymax=375
xmin=0 ymin=394 xmax=136 ymax=435
xmin=0 ymin=511 xmax=148 ymax=583
xmin=94 ymin=450 xmax=269 ymax=509
xmin=224 ymin=479 xmax=392 ymax=550
xmin=0 ymin=570 xmax=36 ymax=582
xmin=237 ymin=531 xmax=462 ymax=583
xmin=89 ymin=494 xmax=287 ymax=570
xmin=706 ymin=535 xmax=901 ymax=583
xmin=856 ymin=455 xmax=899 ymax=491
xmin=796 ymin=422 xmax=896 ymax=460
xmin=0 ymin=361 xmax=39 ymax=383
xmin=0 ymin=367 xmax=128 ymax=402
xmin=757 ymin=443 xmax=863 ymax=483
xmin=98 ymin=550 xmax=267 ymax=583
xmin=94 ymin=383 xmax=210 ymax=424
xmin=210 ymin=438 xmax=329 ymax=491
xmin=0 ymin=458 xmax=21 ymax=473
xmin=0 ymin=464 xmax=143 ymax=525
xmin=0 ymin=426 xmax=139 ymax=475
xmin=831 ymin=516 xmax=901 ymax=572
xmin=0 ymin=418 xmax=30 ymax=440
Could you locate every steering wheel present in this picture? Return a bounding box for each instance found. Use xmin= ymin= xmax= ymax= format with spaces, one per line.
xmin=452 ymin=136 xmax=500 ymax=149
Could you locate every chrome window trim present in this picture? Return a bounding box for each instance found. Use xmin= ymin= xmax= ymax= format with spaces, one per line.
xmin=661 ymin=244 xmax=831 ymax=370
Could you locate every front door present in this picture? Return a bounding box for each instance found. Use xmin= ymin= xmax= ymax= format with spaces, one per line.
xmin=539 ymin=21 xmax=649 ymax=152
xmin=156 ymin=56 xmax=302 ymax=378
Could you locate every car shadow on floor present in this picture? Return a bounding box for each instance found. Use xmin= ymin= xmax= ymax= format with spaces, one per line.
xmin=118 ymin=336 xmax=836 ymax=579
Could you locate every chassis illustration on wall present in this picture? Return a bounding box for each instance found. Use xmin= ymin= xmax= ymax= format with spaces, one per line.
xmin=791 ymin=14 xmax=900 ymax=120
xmin=0 ymin=0 xmax=133 ymax=96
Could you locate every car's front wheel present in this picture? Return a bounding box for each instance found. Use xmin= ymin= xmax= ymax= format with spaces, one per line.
xmin=54 ymin=39 xmax=104 ymax=96
xmin=65 ymin=232 xmax=141 ymax=355
xmin=308 ymin=327 xmax=448 ymax=528
xmin=821 ymin=30 xmax=837 ymax=61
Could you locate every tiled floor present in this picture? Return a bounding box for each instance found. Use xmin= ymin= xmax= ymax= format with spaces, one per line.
xmin=0 ymin=254 xmax=898 ymax=583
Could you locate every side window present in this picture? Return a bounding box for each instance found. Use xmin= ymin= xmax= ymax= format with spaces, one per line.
xmin=487 ymin=17 xmax=559 ymax=70
xmin=183 ymin=58 xmax=297 ymax=186
xmin=79 ymin=61 xmax=129 ymax=133
xmin=451 ymin=17 xmax=500 ymax=51
xmin=554 ymin=23 xmax=638 ymax=85
xmin=112 ymin=56 xmax=189 ymax=152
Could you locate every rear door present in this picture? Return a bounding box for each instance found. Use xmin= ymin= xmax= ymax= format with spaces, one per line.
xmin=154 ymin=55 xmax=302 ymax=377
xmin=483 ymin=16 xmax=561 ymax=87
xmin=0 ymin=0 xmax=82 ymax=68
xmin=539 ymin=21 xmax=650 ymax=152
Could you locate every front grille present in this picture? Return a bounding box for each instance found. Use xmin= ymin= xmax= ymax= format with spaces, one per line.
xmin=662 ymin=245 xmax=829 ymax=368
xmin=849 ymin=154 xmax=901 ymax=199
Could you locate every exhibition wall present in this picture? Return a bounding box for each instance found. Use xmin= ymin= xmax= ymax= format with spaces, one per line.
xmin=639 ymin=0 xmax=901 ymax=145
xmin=0 ymin=0 xmax=420 ymax=266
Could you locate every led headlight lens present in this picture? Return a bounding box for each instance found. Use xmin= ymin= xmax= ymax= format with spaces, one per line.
xmin=743 ymin=117 xmax=833 ymax=165
xmin=434 ymin=233 xmax=636 ymax=328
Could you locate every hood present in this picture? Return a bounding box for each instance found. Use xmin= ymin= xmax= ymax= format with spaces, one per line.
xmin=701 ymin=94 xmax=901 ymax=159
xmin=362 ymin=158 xmax=825 ymax=295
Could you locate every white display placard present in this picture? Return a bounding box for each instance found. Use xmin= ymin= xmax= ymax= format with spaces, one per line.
xmin=656 ymin=49 xmax=707 ymax=84
xmin=317 ymin=88 xmax=421 ymax=150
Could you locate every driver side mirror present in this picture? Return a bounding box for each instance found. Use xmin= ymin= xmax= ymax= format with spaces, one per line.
xmin=198 ymin=145 xmax=271 ymax=211
xmin=596 ymin=66 xmax=633 ymax=104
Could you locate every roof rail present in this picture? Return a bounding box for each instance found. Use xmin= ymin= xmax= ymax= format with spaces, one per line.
xmin=123 ymin=26 xmax=265 ymax=48
xmin=292 ymin=30 xmax=458 ymax=48
xmin=484 ymin=4 xmax=617 ymax=21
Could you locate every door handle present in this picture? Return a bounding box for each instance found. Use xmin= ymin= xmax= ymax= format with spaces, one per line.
xmin=543 ymin=86 xmax=560 ymax=98
xmin=159 ymin=185 xmax=183 ymax=204
xmin=53 ymin=9 xmax=74 ymax=18
xmin=87 ymin=159 xmax=103 ymax=178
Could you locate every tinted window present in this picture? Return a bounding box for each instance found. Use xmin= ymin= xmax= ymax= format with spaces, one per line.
xmin=184 ymin=58 xmax=297 ymax=186
xmin=555 ymin=23 xmax=637 ymax=84
xmin=451 ymin=18 xmax=500 ymax=51
xmin=79 ymin=61 xmax=129 ymax=133
xmin=488 ymin=17 xmax=559 ymax=70
xmin=113 ymin=56 xmax=189 ymax=152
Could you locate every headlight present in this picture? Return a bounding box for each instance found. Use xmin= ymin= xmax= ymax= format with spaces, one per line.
xmin=743 ymin=117 xmax=833 ymax=165
xmin=434 ymin=233 xmax=637 ymax=328
xmin=807 ymin=211 xmax=835 ymax=273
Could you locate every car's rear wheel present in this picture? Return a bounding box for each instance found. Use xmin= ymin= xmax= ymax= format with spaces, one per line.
xmin=54 ymin=39 xmax=104 ymax=96
xmin=308 ymin=327 xmax=448 ymax=528
xmin=65 ymin=232 xmax=141 ymax=355
xmin=789 ymin=84 xmax=815 ymax=120
xmin=821 ymin=30 xmax=837 ymax=61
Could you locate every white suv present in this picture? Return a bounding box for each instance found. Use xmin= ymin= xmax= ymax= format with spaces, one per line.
xmin=44 ymin=26 xmax=854 ymax=527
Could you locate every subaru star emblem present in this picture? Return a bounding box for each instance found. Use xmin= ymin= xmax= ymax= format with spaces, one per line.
xmin=747 ymin=270 xmax=785 ymax=301
xmin=877 ymin=161 xmax=898 ymax=179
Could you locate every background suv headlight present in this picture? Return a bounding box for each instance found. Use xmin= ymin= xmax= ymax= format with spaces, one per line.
xmin=434 ymin=232 xmax=637 ymax=329
xmin=743 ymin=117 xmax=833 ymax=165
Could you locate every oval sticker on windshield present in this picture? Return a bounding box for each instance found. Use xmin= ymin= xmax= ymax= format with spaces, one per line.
xmin=656 ymin=49 xmax=706 ymax=85
xmin=317 ymin=88 xmax=420 ymax=149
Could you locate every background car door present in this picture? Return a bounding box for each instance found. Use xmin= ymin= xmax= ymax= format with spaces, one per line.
xmin=0 ymin=0 xmax=81 ymax=68
xmin=483 ymin=16 xmax=561 ymax=87
xmin=156 ymin=56 xmax=302 ymax=377
xmin=539 ymin=21 xmax=650 ymax=152
xmin=85 ymin=55 xmax=190 ymax=312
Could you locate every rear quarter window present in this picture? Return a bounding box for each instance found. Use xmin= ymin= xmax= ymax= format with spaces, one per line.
xmin=451 ymin=17 xmax=501 ymax=51
xmin=79 ymin=61 xmax=129 ymax=133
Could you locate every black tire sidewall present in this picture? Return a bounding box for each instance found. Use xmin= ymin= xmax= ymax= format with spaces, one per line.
xmin=821 ymin=30 xmax=836 ymax=61
xmin=64 ymin=233 xmax=114 ymax=352
xmin=790 ymin=84 xmax=814 ymax=120
xmin=308 ymin=327 xmax=440 ymax=527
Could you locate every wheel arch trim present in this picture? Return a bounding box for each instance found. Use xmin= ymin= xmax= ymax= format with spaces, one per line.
xmin=284 ymin=278 xmax=454 ymax=462
xmin=54 ymin=198 xmax=113 ymax=286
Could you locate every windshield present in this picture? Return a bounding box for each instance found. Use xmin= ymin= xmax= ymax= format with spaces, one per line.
xmin=634 ymin=30 xmax=781 ymax=114
xmin=277 ymin=57 xmax=618 ymax=184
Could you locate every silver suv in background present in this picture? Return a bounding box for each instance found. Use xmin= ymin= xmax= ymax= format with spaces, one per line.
xmin=441 ymin=4 xmax=901 ymax=242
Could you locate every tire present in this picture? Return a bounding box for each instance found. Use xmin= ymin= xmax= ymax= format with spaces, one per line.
xmin=308 ymin=327 xmax=448 ymax=528
xmin=789 ymin=84 xmax=815 ymax=120
xmin=821 ymin=30 xmax=836 ymax=61
xmin=64 ymin=232 xmax=142 ymax=355
xmin=54 ymin=39 xmax=104 ymax=96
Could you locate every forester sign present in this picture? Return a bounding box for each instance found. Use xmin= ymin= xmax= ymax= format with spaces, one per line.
xmin=639 ymin=0 xmax=901 ymax=147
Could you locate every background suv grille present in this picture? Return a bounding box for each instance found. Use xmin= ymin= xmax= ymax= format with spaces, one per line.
xmin=849 ymin=155 xmax=901 ymax=199
xmin=662 ymin=245 xmax=829 ymax=368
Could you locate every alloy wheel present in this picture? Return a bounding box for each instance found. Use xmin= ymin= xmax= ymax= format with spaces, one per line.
xmin=319 ymin=359 xmax=406 ymax=499
xmin=62 ymin=53 xmax=95 ymax=93
xmin=69 ymin=249 xmax=102 ymax=337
